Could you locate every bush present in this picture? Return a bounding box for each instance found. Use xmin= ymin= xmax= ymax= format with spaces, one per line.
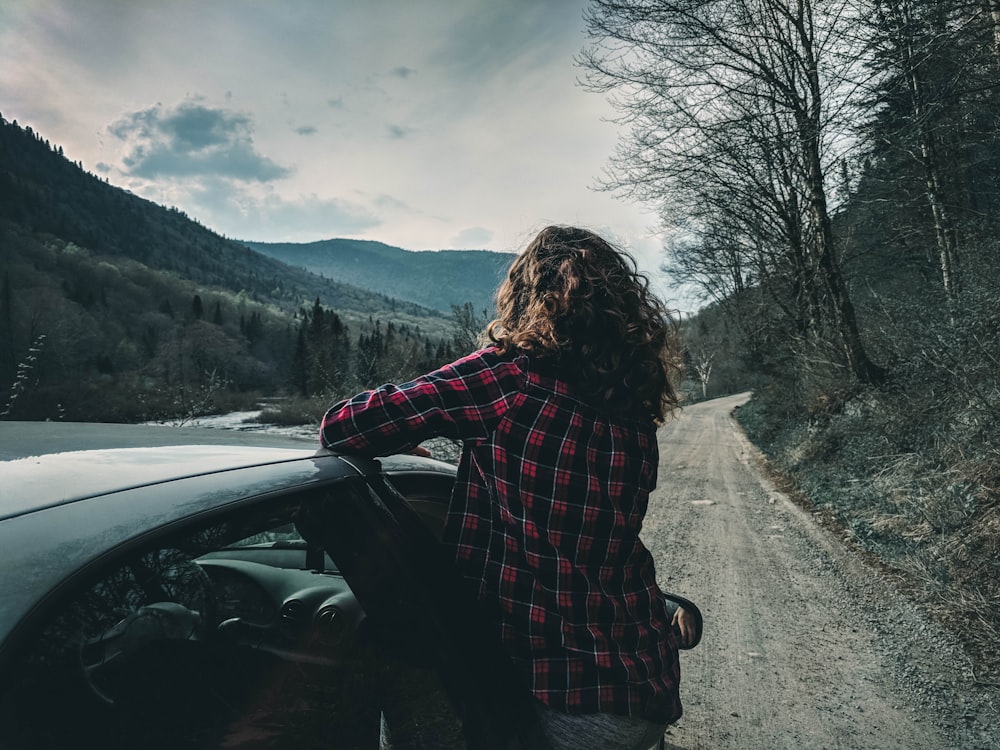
xmin=255 ymin=396 xmax=328 ymax=428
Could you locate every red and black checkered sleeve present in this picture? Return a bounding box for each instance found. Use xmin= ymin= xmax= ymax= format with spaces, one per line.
xmin=319 ymin=347 xmax=526 ymax=455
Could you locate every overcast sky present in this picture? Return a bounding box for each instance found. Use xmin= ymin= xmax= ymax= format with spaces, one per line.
xmin=0 ymin=0 xmax=691 ymax=308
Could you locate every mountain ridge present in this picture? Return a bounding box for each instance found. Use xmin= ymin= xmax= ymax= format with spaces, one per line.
xmin=0 ymin=115 xmax=446 ymax=321
xmin=245 ymin=238 xmax=513 ymax=314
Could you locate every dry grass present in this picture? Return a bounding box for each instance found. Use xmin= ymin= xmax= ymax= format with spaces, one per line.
xmin=739 ymin=401 xmax=1000 ymax=683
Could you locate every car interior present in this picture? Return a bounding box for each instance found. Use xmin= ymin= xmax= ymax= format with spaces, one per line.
xmin=0 ymin=473 xmax=462 ymax=750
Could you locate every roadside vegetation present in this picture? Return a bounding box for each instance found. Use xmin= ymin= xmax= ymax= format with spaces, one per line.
xmin=584 ymin=0 xmax=1000 ymax=680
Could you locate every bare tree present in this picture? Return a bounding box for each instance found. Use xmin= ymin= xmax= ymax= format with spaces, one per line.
xmin=450 ymin=302 xmax=490 ymax=355
xmin=690 ymin=346 xmax=715 ymax=400
xmin=1 ymin=333 xmax=45 ymax=419
xmin=866 ymin=0 xmax=962 ymax=303
xmin=985 ymin=0 xmax=1000 ymax=66
xmin=580 ymin=0 xmax=885 ymax=384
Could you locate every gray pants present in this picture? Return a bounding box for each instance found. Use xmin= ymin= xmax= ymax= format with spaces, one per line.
xmin=376 ymin=656 xmax=666 ymax=750
xmin=535 ymin=702 xmax=667 ymax=750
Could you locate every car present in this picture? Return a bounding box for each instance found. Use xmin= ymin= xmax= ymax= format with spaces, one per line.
xmin=0 ymin=422 xmax=543 ymax=750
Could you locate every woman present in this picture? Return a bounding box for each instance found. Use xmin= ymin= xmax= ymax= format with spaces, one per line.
xmin=321 ymin=225 xmax=688 ymax=750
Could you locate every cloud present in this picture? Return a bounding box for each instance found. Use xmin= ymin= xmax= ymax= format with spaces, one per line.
xmin=373 ymin=194 xmax=411 ymax=211
xmin=390 ymin=66 xmax=416 ymax=79
xmin=431 ymin=2 xmax=579 ymax=82
xmin=184 ymin=178 xmax=382 ymax=242
xmin=108 ymin=100 xmax=291 ymax=182
xmin=295 ymin=125 xmax=317 ymax=136
xmin=451 ymin=227 xmax=493 ymax=248
xmin=386 ymin=123 xmax=413 ymax=140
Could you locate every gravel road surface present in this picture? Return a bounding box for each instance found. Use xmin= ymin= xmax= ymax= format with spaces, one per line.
xmin=644 ymin=393 xmax=999 ymax=750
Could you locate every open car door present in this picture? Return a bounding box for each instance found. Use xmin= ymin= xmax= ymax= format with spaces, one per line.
xmin=296 ymin=460 xmax=550 ymax=750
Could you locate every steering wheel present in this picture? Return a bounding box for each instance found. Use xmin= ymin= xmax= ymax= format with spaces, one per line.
xmin=78 ymin=556 xmax=216 ymax=705
xmin=79 ymin=602 xmax=205 ymax=703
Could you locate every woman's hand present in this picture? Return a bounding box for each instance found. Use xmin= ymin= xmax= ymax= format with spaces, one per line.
xmin=672 ymin=606 xmax=697 ymax=648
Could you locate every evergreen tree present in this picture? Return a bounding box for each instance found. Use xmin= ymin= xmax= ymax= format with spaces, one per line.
xmin=292 ymin=326 xmax=309 ymax=397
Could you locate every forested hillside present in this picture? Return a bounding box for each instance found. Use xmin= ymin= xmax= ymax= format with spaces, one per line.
xmin=585 ymin=1 xmax=1000 ymax=677
xmin=247 ymin=239 xmax=513 ymax=314
xmin=0 ymin=116 xmax=462 ymax=422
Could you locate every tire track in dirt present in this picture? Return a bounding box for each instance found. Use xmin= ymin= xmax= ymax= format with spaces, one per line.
xmin=641 ymin=393 xmax=998 ymax=750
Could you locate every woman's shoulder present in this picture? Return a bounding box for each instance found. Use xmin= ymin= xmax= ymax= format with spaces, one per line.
xmin=460 ymin=349 xmax=654 ymax=429
xmin=452 ymin=345 xmax=523 ymax=368
xmin=442 ymin=346 xmax=530 ymax=389
xmin=516 ymin=355 xmax=657 ymax=429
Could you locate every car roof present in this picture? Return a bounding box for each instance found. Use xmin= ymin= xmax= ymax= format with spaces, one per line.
xmin=0 ymin=422 xmax=460 ymax=649
xmin=0 ymin=422 xmax=458 ymax=521
xmin=0 ymin=422 xmax=322 ymax=519
xmin=0 ymin=420 xmax=318 ymax=460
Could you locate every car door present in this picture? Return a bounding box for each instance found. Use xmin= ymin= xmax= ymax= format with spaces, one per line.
xmin=303 ymin=465 xmax=549 ymax=750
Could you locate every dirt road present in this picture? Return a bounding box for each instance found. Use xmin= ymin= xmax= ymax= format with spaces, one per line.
xmin=642 ymin=393 xmax=999 ymax=750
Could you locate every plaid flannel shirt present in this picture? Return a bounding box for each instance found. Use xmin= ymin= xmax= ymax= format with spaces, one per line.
xmin=320 ymin=347 xmax=681 ymax=723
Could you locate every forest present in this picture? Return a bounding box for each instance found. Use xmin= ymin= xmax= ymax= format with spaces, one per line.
xmin=583 ymin=0 xmax=1000 ymax=679
xmin=0 ymin=115 xmax=467 ymax=424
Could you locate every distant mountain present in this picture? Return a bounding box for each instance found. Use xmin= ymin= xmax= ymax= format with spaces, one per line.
xmin=0 ymin=116 xmax=440 ymax=323
xmin=246 ymin=239 xmax=514 ymax=314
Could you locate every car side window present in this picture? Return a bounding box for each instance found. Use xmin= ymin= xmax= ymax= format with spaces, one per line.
xmin=384 ymin=473 xmax=454 ymax=540
xmin=1 ymin=488 xmax=386 ymax=750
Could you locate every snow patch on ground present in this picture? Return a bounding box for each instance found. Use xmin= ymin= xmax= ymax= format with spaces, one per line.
xmin=145 ymin=411 xmax=318 ymax=441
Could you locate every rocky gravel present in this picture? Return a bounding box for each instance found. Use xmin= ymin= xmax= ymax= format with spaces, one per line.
xmin=643 ymin=393 xmax=999 ymax=750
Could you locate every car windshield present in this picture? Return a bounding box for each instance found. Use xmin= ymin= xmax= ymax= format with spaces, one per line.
xmin=194 ymin=514 xmax=341 ymax=574
xmin=224 ymin=539 xmax=308 ymax=549
xmin=223 ymin=522 xmax=304 ymax=548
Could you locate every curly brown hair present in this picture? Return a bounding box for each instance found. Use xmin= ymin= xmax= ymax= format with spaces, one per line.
xmin=488 ymin=225 xmax=680 ymax=423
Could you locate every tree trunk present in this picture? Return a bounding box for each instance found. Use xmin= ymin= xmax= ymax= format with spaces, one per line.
xmin=796 ymin=5 xmax=886 ymax=384
xmin=805 ymin=142 xmax=886 ymax=385
xmin=986 ymin=0 xmax=1000 ymax=67
xmin=893 ymin=0 xmax=961 ymax=302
